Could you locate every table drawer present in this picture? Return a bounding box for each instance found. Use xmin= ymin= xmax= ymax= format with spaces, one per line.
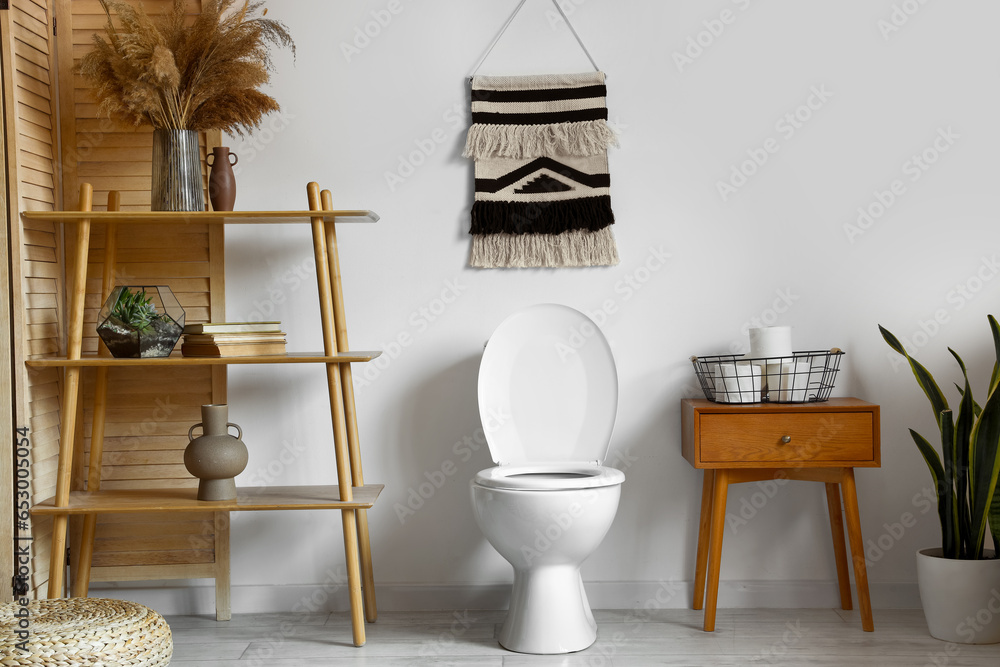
xmin=699 ymin=412 xmax=874 ymax=465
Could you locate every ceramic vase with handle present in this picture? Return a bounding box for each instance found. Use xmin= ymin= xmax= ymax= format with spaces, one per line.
xmin=184 ymin=404 xmax=248 ymax=501
xmin=206 ymin=147 xmax=238 ymax=211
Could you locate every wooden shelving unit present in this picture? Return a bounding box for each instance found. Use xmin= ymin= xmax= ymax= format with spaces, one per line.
xmin=25 ymin=352 xmax=383 ymax=367
xmin=32 ymin=485 xmax=384 ymax=515
xmin=23 ymin=209 xmax=379 ymax=225
xmin=27 ymin=182 xmax=382 ymax=647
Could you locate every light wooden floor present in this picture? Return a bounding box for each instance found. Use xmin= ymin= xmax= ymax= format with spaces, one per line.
xmin=166 ymin=608 xmax=1000 ymax=665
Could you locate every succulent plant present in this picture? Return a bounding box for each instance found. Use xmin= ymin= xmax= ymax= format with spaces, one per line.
xmin=111 ymin=287 xmax=160 ymax=331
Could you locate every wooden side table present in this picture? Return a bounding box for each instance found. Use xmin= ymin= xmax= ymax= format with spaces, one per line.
xmin=681 ymin=397 xmax=880 ymax=632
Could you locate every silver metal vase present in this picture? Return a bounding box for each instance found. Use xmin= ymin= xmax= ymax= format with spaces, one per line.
xmin=151 ymin=128 xmax=205 ymax=211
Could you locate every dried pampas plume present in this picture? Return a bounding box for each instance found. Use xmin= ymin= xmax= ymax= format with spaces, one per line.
xmin=79 ymin=0 xmax=295 ymax=136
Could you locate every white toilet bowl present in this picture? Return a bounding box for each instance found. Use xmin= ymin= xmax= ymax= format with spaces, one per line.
xmin=470 ymin=304 xmax=625 ymax=654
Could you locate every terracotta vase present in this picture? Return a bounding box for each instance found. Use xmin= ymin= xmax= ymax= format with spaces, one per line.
xmin=206 ymin=147 xmax=238 ymax=211
xmin=184 ymin=404 xmax=248 ymax=501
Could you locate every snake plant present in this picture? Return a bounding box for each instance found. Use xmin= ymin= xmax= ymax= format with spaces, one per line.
xmin=880 ymin=315 xmax=1000 ymax=559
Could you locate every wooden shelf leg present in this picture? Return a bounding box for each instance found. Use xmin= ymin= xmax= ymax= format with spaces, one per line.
xmin=841 ymin=468 xmax=874 ymax=631
xmin=73 ymin=191 xmax=120 ymax=599
xmin=342 ymin=510 xmax=365 ymax=645
xmin=825 ymin=482 xmax=853 ymax=611
xmin=321 ymin=189 xmax=377 ymax=624
xmin=693 ymin=469 xmax=714 ymax=611
xmin=215 ymin=512 xmax=232 ymax=621
xmin=48 ymin=184 xmax=94 ymax=598
xmin=704 ymin=468 xmax=729 ymax=632
xmin=308 ymin=183 xmax=365 ymax=646
xmin=70 ymin=371 xmax=106 ymax=598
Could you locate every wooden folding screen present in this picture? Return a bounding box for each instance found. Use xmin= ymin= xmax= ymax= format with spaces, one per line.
xmin=1 ymin=0 xmax=228 ymax=613
xmin=3 ymin=0 xmax=64 ymax=600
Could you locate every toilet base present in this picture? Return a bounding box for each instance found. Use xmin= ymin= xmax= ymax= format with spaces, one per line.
xmin=499 ymin=565 xmax=597 ymax=654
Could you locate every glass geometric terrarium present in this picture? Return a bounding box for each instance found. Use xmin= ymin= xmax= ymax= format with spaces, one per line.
xmin=97 ymin=286 xmax=185 ymax=358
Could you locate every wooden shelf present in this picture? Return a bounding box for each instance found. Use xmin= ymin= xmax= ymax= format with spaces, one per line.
xmin=26 ymin=351 xmax=383 ymax=368
xmin=35 ymin=183 xmax=381 ymax=644
xmin=31 ymin=484 xmax=384 ymax=515
xmin=21 ymin=209 xmax=379 ymax=224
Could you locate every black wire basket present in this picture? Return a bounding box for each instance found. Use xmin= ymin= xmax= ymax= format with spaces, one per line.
xmin=691 ymin=349 xmax=844 ymax=404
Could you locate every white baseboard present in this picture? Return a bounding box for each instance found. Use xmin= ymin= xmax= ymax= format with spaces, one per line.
xmin=89 ymin=580 xmax=922 ymax=616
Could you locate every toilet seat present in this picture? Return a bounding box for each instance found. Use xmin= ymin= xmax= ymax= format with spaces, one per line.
xmin=478 ymin=304 xmax=618 ymax=467
xmin=474 ymin=463 xmax=625 ymax=491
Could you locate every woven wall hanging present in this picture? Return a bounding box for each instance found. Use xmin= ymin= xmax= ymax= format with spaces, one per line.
xmin=464 ymin=1 xmax=619 ymax=268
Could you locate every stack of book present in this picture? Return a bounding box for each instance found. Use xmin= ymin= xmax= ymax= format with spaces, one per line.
xmin=181 ymin=322 xmax=287 ymax=357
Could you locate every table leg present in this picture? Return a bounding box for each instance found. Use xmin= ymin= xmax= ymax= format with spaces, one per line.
xmin=841 ymin=468 xmax=874 ymax=631
xmin=704 ymin=469 xmax=729 ymax=632
xmin=825 ymin=482 xmax=853 ymax=610
xmin=693 ymin=469 xmax=715 ymax=610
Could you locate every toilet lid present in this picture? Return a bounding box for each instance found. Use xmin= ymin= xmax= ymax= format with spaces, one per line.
xmin=478 ymin=304 xmax=618 ymax=466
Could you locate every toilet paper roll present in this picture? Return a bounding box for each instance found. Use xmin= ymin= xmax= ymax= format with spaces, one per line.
xmin=748 ymin=326 xmax=793 ymax=360
xmin=714 ymin=361 xmax=762 ymax=403
xmin=778 ymin=359 xmax=812 ymax=401
xmin=763 ymin=362 xmax=783 ymax=401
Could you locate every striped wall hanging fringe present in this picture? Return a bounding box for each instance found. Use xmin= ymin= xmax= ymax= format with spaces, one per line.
xmin=463 ymin=71 xmax=619 ymax=268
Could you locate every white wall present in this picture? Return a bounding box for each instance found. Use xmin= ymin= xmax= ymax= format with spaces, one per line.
xmin=98 ymin=0 xmax=1000 ymax=613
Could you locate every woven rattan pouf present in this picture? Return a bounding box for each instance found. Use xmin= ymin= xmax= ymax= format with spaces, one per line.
xmin=0 ymin=597 xmax=172 ymax=666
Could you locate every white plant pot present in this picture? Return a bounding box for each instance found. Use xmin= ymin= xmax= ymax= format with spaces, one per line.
xmin=916 ymin=547 xmax=1000 ymax=644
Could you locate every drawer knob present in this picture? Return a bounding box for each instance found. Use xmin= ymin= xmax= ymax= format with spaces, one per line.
xmin=781 ymin=435 xmax=792 ymax=444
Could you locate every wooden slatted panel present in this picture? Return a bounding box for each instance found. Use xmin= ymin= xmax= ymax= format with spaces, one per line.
xmin=58 ymin=0 xmax=227 ymax=586
xmin=89 ymin=513 xmax=216 ymax=571
xmin=5 ymin=0 xmax=63 ymax=599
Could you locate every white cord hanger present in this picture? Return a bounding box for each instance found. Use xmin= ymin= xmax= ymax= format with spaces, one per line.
xmin=469 ymin=0 xmax=601 ymax=78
